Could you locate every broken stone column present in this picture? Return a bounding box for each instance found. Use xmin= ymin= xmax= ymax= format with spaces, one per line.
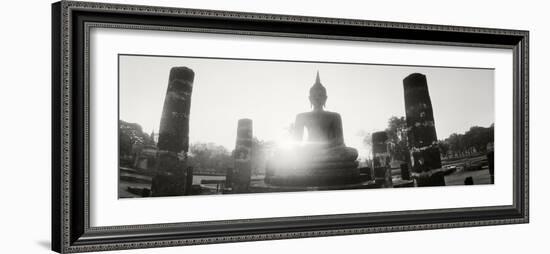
xmin=184 ymin=166 xmax=194 ymax=195
xmin=403 ymin=73 xmax=444 ymax=186
xmin=372 ymin=131 xmax=392 ymax=187
xmin=225 ymin=168 xmax=234 ymax=189
xmin=232 ymin=119 xmax=253 ymax=193
xmin=487 ymin=142 xmax=494 ymax=184
xmin=400 ymin=163 xmax=411 ymax=180
xmin=151 ymin=67 xmax=195 ymax=197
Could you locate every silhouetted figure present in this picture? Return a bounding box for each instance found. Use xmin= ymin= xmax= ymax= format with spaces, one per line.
xmin=265 ymin=72 xmax=360 ymax=186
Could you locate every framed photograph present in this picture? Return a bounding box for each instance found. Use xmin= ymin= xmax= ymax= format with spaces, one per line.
xmin=52 ymin=1 xmax=529 ymax=253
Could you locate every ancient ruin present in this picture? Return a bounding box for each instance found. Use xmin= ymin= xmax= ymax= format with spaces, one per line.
xmin=403 ymin=73 xmax=445 ymax=186
xmin=232 ymin=119 xmax=254 ymax=193
xmin=118 ymin=65 xmax=495 ymax=198
xmin=264 ymin=72 xmax=360 ymax=186
xmin=151 ymin=67 xmax=195 ymax=196
xmin=372 ymin=131 xmax=392 ymax=187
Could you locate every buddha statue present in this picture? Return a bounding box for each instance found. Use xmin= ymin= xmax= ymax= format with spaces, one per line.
xmin=265 ymin=72 xmax=360 ymax=186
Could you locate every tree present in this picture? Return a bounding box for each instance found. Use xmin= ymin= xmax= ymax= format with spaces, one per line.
xmin=446 ymin=133 xmax=463 ymax=157
xmin=188 ymin=142 xmax=233 ymax=174
xmin=118 ymin=120 xmax=154 ymax=166
xmin=438 ymin=141 xmax=450 ymax=158
xmin=464 ymin=126 xmax=493 ymax=152
xmin=441 ymin=123 xmax=494 ymax=158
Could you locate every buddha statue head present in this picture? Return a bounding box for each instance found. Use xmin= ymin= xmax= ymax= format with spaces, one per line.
xmin=309 ymin=71 xmax=327 ymax=110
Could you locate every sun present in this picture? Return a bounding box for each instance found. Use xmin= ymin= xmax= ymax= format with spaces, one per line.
xmin=276 ymin=139 xmax=300 ymax=150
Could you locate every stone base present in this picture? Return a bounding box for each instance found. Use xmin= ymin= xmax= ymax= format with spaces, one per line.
xmin=151 ymin=173 xmax=186 ymax=197
xmin=410 ymin=146 xmax=442 ymax=171
xmin=264 ymin=167 xmax=362 ymax=187
xmin=415 ymin=171 xmax=446 ymax=187
xmin=250 ymin=178 xmax=379 ymax=192
xmin=392 ymin=179 xmax=415 ymax=188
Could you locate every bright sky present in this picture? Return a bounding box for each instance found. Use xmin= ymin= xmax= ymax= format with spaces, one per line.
xmin=119 ymin=55 xmax=494 ymax=159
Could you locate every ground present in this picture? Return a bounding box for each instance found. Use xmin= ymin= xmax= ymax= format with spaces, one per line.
xmin=118 ymin=154 xmax=493 ymax=197
xmin=445 ymin=169 xmax=492 ymax=185
xmin=441 ymin=154 xmax=492 ymax=185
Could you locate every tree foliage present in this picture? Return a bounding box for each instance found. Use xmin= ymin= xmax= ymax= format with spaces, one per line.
xmin=381 ymin=116 xmax=494 ymax=160
xmin=188 ymin=142 xmax=233 ymax=174
xmin=187 ymin=138 xmax=272 ymax=175
xmin=119 ymin=120 xmax=154 ymax=157
xmin=440 ymin=124 xmax=494 ymax=158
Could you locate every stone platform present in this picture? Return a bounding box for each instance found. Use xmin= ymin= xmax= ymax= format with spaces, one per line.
xmin=264 ymin=166 xmax=362 ymax=187
xmin=250 ymin=177 xmax=381 ymax=193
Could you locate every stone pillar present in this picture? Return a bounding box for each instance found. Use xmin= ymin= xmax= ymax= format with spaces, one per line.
xmin=225 ymin=168 xmax=234 ymax=189
xmin=487 ymin=142 xmax=494 ymax=184
xmin=372 ymin=131 xmax=392 ymax=187
xmin=151 ymin=67 xmax=195 ymax=197
xmin=403 ymin=73 xmax=444 ymax=186
xmin=400 ymin=163 xmax=411 ymax=180
xmin=184 ymin=167 xmax=194 ymax=195
xmin=232 ymin=119 xmax=253 ymax=193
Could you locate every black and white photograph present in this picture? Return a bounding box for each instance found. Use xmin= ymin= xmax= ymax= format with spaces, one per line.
xmin=118 ymin=55 xmax=495 ymax=198
xmin=1 ymin=0 xmax=542 ymax=253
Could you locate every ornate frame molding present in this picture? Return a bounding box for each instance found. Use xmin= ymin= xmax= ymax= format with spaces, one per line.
xmin=52 ymin=1 xmax=529 ymax=253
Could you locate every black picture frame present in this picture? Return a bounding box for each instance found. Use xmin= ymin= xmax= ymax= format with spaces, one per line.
xmin=51 ymin=1 xmax=529 ymax=253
